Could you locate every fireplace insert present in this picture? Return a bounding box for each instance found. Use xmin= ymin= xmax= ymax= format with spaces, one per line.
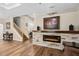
xmin=43 ymin=35 xmax=61 ymax=43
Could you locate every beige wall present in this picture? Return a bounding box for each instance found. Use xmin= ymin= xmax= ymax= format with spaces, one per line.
xmin=0 ymin=10 xmax=79 ymax=41
xmin=0 ymin=18 xmax=11 ymax=31
xmin=33 ymin=11 xmax=79 ymax=31
xmin=20 ymin=16 xmax=30 ymax=38
xmin=17 ymin=15 xmax=34 ymax=38
xmin=0 ymin=17 xmax=12 ymax=39
xmin=0 ymin=17 xmax=22 ymax=41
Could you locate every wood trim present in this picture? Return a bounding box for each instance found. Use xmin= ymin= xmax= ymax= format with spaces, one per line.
xmin=32 ymin=30 xmax=79 ymax=34
xmin=41 ymin=30 xmax=79 ymax=34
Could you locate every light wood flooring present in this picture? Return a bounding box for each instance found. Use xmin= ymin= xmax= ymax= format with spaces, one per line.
xmin=0 ymin=40 xmax=79 ymax=56
xmin=0 ymin=40 xmax=61 ymax=56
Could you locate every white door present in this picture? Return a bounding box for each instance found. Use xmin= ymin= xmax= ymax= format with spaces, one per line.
xmin=0 ymin=24 xmax=3 ymax=39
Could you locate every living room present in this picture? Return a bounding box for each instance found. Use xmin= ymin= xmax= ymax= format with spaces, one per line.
xmin=0 ymin=3 xmax=79 ymax=56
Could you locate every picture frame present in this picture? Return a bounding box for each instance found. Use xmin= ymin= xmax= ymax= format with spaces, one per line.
xmin=6 ymin=22 xmax=10 ymax=29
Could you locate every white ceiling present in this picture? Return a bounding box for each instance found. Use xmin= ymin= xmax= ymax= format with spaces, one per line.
xmin=0 ymin=3 xmax=21 ymax=10
xmin=0 ymin=3 xmax=79 ymax=18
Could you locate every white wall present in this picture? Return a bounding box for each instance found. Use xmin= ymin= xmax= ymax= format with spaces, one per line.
xmin=60 ymin=12 xmax=78 ymax=30
xmin=32 ymin=11 xmax=79 ymax=31
xmin=0 ymin=18 xmax=10 ymax=31
xmin=19 ymin=16 xmax=34 ymax=38
xmin=0 ymin=17 xmax=11 ymax=39
xmin=20 ymin=16 xmax=30 ymax=38
xmin=0 ymin=17 xmax=22 ymax=41
xmin=0 ymin=15 xmax=34 ymax=41
xmin=0 ymin=10 xmax=79 ymax=41
xmin=0 ymin=24 xmax=3 ymax=39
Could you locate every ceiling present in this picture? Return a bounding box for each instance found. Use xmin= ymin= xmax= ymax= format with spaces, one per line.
xmin=0 ymin=3 xmax=79 ymax=18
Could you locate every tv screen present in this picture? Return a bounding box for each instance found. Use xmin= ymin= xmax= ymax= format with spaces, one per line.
xmin=43 ymin=16 xmax=60 ymax=29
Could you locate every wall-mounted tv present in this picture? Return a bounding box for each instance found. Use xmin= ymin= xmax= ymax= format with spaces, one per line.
xmin=43 ymin=16 xmax=60 ymax=30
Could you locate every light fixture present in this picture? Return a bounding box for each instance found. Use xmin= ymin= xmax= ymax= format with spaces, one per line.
xmin=47 ymin=5 xmax=57 ymax=15
xmin=0 ymin=3 xmax=21 ymax=10
xmin=47 ymin=12 xmax=57 ymax=15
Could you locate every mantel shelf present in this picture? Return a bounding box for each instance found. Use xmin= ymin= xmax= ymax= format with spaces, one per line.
xmin=32 ymin=30 xmax=79 ymax=34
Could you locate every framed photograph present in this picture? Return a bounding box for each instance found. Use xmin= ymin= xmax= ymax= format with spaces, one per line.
xmin=6 ymin=22 xmax=10 ymax=29
xmin=43 ymin=16 xmax=60 ymax=29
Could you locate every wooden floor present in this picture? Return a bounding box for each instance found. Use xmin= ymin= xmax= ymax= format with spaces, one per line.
xmin=0 ymin=40 xmax=79 ymax=56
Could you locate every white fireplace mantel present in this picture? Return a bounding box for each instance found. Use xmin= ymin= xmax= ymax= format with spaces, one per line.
xmin=32 ymin=30 xmax=79 ymax=50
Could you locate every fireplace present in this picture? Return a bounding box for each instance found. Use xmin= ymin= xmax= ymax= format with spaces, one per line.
xmin=43 ymin=35 xmax=61 ymax=43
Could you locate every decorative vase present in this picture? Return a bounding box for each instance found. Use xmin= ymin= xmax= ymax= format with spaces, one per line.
xmin=69 ymin=24 xmax=74 ymax=31
xmin=37 ymin=26 xmax=41 ymax=31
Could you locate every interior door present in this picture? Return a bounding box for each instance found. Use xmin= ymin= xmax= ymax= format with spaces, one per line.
xmin=0 ymin=24 xmax=3 ymax=39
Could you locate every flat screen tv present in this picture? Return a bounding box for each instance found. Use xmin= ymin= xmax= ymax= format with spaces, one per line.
xmin=43 ymin=16 xmax=60 ymax=30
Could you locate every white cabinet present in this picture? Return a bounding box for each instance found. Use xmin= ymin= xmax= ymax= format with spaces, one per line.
xmin=61 ymin=34 xmax=79 ymax=43
xmin=69 ymin=34 xmax=79 ymax=43
xmin=61 ymin=34 xmax=70 ymax=43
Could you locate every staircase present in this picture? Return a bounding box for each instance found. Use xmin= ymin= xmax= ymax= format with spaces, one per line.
xmin=13 ymin=22 xmax=29 ymax=42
